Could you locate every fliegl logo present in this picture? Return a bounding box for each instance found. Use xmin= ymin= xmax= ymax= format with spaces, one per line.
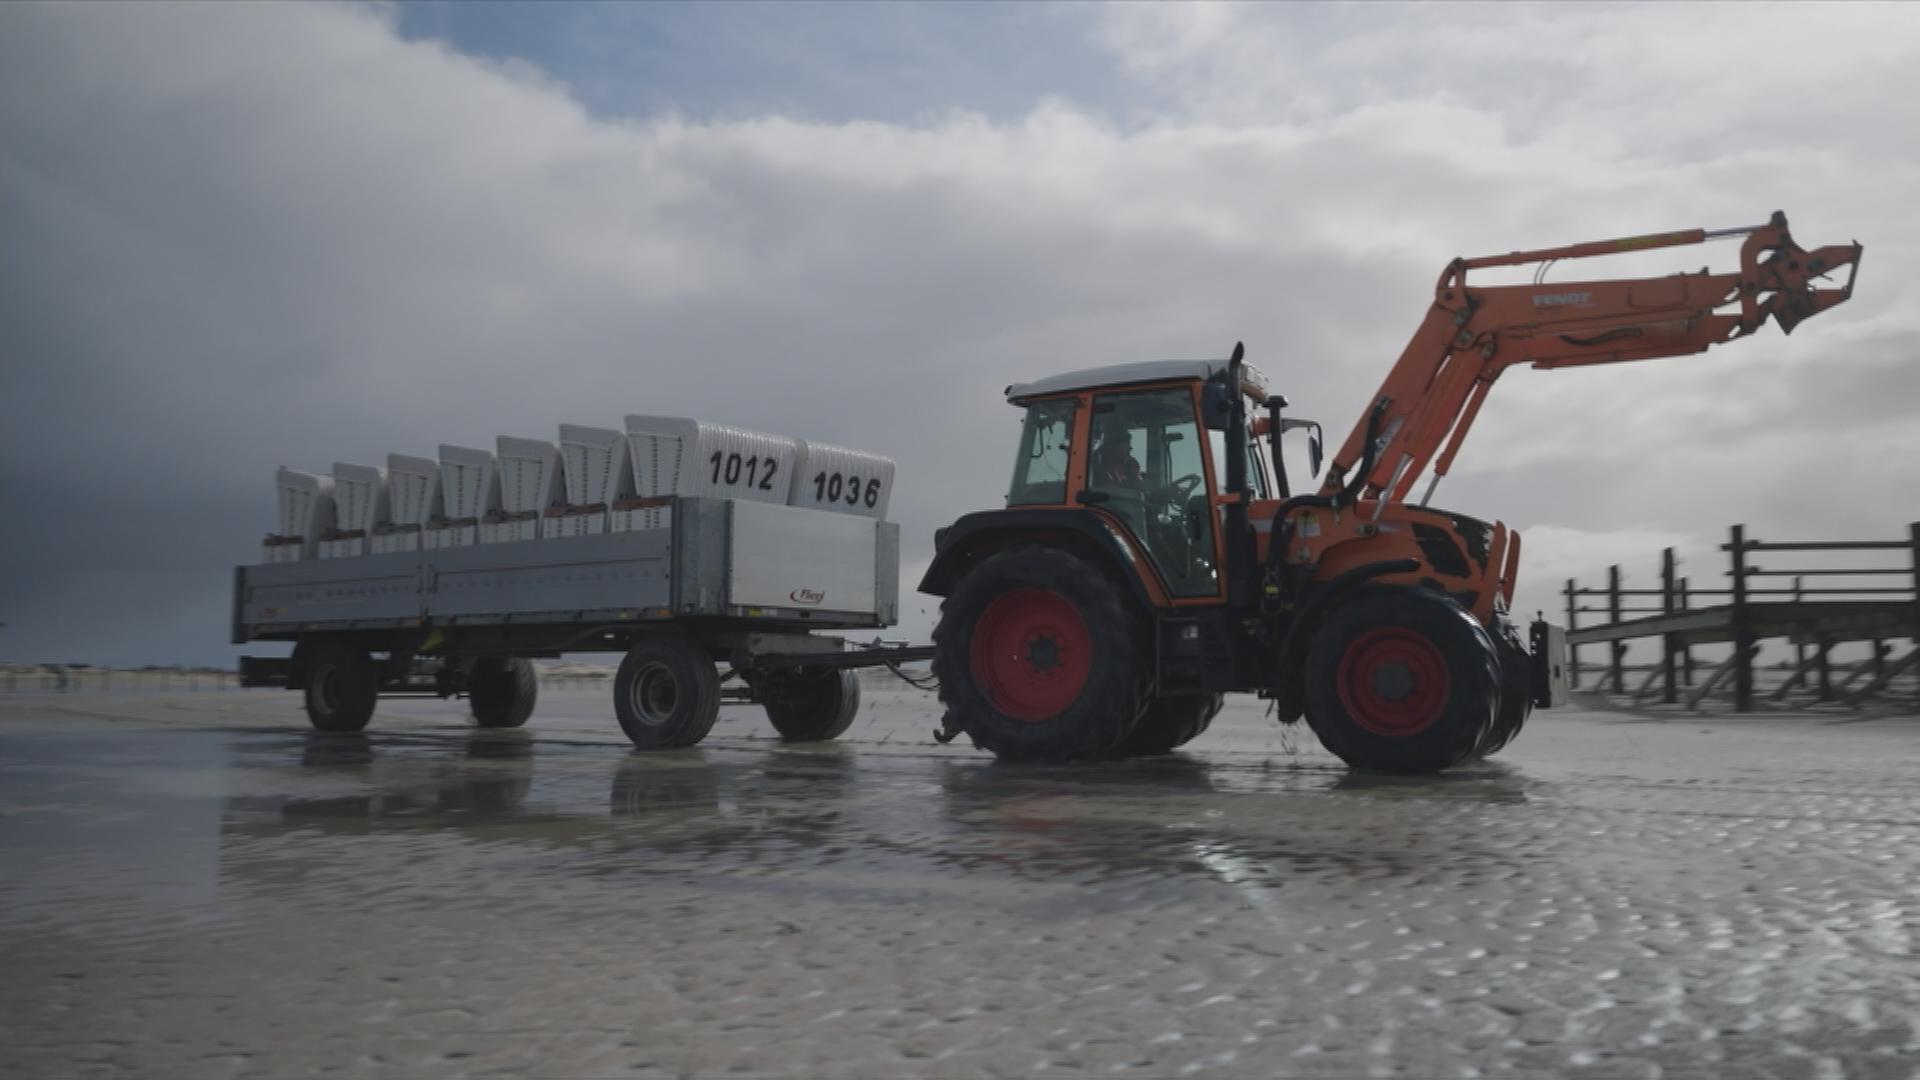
xmin=790 ymin=588 xmax=825 ymax=605
xmin=1532 ymin=291 xmax=1595 ymax=309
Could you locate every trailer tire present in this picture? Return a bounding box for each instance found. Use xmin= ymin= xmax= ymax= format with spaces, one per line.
xmin=1112 ymin=693 xmax=1224 ymax=757
xmin=303 ymin=643 xmax=378 ymax=734
xmin=1478 ymin=617 xmax=1533 ymax=758
xmin=761 ymin=668 xmax=861 ymax=742
xmin=614 ymin=637 xmax=720 ymax=750
xmin=933 ymin=545 xmax=1150 ymax=762
xmin=469 ymin=657 xmax=538 ymax=729
xmin=1304 ymin=587 xmax=1496 ymax=774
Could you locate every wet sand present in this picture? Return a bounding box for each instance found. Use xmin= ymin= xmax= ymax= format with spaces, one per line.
xmin=3 ymin=685 xmax=1918 ymax=1077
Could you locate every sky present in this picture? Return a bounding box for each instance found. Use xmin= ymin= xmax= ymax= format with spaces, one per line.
xmin=1 ymin=0 xmax=1915 ymax=668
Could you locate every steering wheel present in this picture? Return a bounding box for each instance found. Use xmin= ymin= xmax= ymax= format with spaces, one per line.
xmin=1167 ymin=474 xmax=1204 ymax=503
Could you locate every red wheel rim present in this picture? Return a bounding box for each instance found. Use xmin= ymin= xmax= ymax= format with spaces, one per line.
xmin=1335 ymin=626 xmax=1450 ymax=737
xmin=968 ymin=588 xmax=1093 ymax=722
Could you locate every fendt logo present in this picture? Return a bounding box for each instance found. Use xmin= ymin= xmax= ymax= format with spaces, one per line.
xmin=790 ymin=588 xmax=825 ymax=605
xmin=1532 ymin=291 xmax=1595 ymax=308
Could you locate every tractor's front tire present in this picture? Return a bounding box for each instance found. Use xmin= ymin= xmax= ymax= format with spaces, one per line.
xmin=933 ymin=545 xmax=1150 ymax=761
xmin=1112 ymin=693 xmax=1224 ymax=757
xmin=1303 ymin=587 xmax=1497 ymax=774
xmin=1478 ymin=616 xmax=1534 ymax=758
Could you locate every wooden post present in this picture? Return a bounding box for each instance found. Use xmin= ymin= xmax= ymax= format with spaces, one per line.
xmin=1608 ymin=564 xmax=1625 ymax=692
xmin=1680 ymin=576 xmax=1696 ymax=685
xmin=1729 ymin=523 xmax=1754 ymax=712
xmin=1791 ymin=575 xmax=1806 ymax=703
xmin=1910 ymin=522 xmax=1920 ymax=705
xmin=1817 ymin=633 xmax=1833 ymax=701
xmin=1661 ymin=547 xmax=1679 ymax=705
xmin=1565 ymin=577 xmax=1580 ymax=690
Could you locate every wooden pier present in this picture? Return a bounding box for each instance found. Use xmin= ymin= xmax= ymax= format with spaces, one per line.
xmin=1564 ymin=523 xmax=1920 ymax=711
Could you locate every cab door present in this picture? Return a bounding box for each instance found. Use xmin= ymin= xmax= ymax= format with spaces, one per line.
xmin=1084 ymin=386 xmax=1220 ymax=599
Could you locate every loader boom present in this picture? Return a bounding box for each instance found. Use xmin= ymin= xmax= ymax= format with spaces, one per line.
xmin=1321 ymin=212 xmax=1862 ymax=504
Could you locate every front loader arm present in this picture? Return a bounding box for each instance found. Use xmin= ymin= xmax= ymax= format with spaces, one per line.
xmin=1320 ymin=211 xmax=1862 ymax=504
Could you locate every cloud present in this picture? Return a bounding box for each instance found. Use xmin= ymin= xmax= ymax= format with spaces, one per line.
xmin=1083 ymin=3 xmax=1920 ymax=628
xmin=0 ymin=1 xmax=1913 ymax=666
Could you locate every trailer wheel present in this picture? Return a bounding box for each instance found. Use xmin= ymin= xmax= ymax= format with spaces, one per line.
xmin=1112 ymin=693 xmax=1224 ymax=757
xmin=469 ymin=657 xmax=538 ymax=729
xmin=761 ymin=668 xmax=861 ymax=742
xmin=1303 ymin=587 xmax=1496 ymax=774
xmin=303 ymin=643 xmax=378 ymax=733
xmin=614 ymin=637 xmax=720 ymax=750
xmin=933 ymin=545 xmax=1150 ymax=761
xmin=1478 ymin=617 xmax=1533 ymax=758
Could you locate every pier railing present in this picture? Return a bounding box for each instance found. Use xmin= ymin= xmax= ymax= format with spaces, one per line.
xmin=1564 ymin=522 xmax=1920 ymax=711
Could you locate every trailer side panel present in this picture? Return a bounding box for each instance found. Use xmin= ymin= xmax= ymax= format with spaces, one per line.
xmin=240 ymin=549 xmax=424 ymax=629
xmin=727 ymin=500 xmax=881 ymax=614
xmin=232 ymin=496 xmax=897 ymax=642
xmin=425 ymin=528 xmax=675 ymax=623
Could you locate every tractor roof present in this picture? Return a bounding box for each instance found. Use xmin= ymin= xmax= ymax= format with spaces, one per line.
xmin=1005 ymin=359 xmax=1267 ymax=404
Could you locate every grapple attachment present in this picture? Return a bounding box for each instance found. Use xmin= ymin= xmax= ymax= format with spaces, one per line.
xmin=1740 ymin=212 xmax=1862 ymax=335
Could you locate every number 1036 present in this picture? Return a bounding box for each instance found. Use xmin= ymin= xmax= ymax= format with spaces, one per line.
xmin=814 ymin=471 xmax=880 ymax=508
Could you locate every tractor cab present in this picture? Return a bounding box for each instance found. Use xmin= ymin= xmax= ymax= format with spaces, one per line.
xmin=1001 ymin=359 xmax=1307 ymax=602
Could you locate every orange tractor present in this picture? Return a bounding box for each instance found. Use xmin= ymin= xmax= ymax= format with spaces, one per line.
xmin=922 ymin=212 xmax=1861 ymax=771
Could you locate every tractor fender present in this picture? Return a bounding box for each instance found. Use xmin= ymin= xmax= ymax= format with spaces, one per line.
xmin=917 ymin=508 xmax=1159 ymax=609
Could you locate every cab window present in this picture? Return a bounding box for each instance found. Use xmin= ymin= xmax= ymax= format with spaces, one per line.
xmin=1209 ymin=429 xmax=1269 ymax=498
xmin=1006 ymin=398 xmax=1075 ymax=506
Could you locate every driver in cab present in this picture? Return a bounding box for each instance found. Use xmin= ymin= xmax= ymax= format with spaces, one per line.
xmin=1093 ymin=425 xmax=1144 ymax=490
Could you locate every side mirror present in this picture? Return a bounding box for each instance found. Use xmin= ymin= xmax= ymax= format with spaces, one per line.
xmin=1277 ymin=417 xmax=1327 ymax=477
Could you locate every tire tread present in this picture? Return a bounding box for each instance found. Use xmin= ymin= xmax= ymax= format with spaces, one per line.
xmin=932 ymin=545 xmax=1149 ymax=761
xmin=614 ymin=637 xmax=721 ymax=750
xmin=1303 ymin=587 xmax=1497 ymax=774
xmin=470 ymin=657 xmax=538 ymax=729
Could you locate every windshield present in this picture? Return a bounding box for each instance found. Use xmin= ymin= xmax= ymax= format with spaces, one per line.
xmin=1209 ymin=429 xmax=1269 ymax=498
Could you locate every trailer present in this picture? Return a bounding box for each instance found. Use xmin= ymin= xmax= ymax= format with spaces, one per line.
xmin=235 ymin=494 xmax=927 ymax=748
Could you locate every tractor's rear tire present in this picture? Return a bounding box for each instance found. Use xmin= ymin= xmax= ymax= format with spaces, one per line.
xmin=1112 ymin=693 xmax=1224 ymax=757
xmin=1478 ymin=617 xmax=1534 ymax=758
xmin=469 ymin=657 xmax=538 ymax=729
xmin=761 ymin=668 xmax=861 ymax=742
xmin=933 ymin=545 xmax=1150 ymax=761
xmin=1303 ymin=587 xmax=1497 ymax=774
xmin=614 ymin=637 xmax=720 ymax=750
xmin=303 ymin=642 xmax=378 ymax=734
